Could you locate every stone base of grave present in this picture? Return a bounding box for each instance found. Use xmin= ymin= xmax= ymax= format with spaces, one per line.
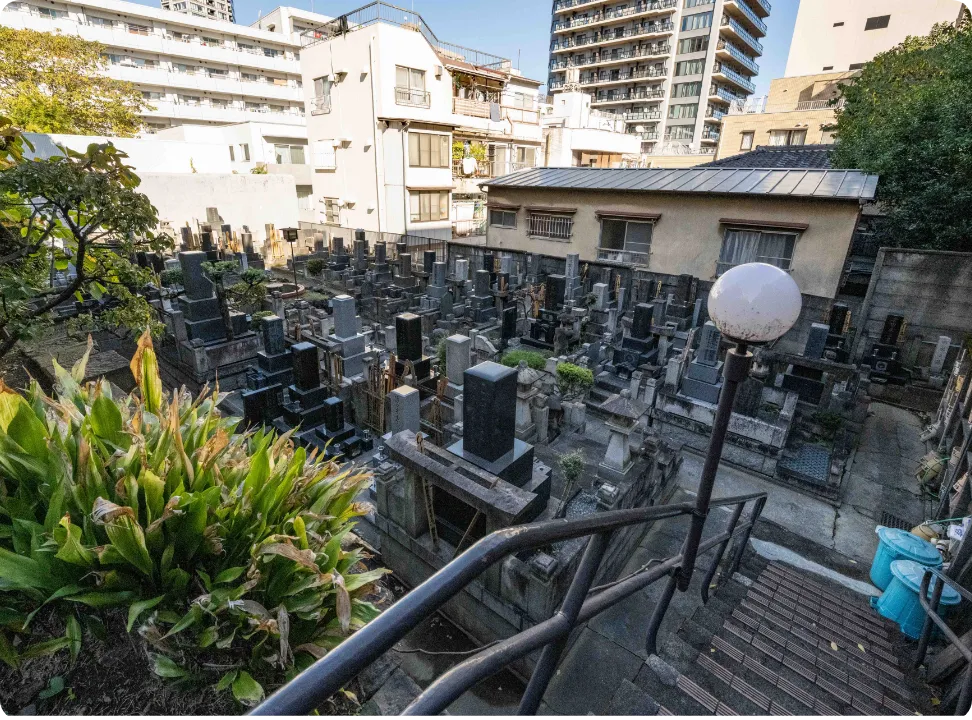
xmin=158 ymin=333 xmax=261 ymax=392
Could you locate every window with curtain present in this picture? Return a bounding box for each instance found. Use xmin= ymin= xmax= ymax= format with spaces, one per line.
xmin=489 ymin=208 xmax=517 ymax=228
xmin=408 ymin=133 xmax=450 ymax=168
xmin=680 ymin=11 xmax=712 ymax=31
xmin=395 ymin=66 xmax=427 ymax=106
xmin=672 ymin=82 xmax=702 ymax=98
xmin=409 ymin=191 xmax=450 ymax=223
xmin=677 ymin=36 xmax=709 ymax=54
xmin=740 ymin=131 xmax=754 ymax=150
xmin=717 ymin=228 xmax=797 ymax=274
xmin=665 ymin=125 xmax=695 ymax=140
xmin=296 ymin=186 xmax=312 ymax=210
xmin=274 ymin=144 xmax=306 ymax=164
xmin=675 ymin=59 xmax=705 ymax=76
xmin=668 ymin=103 xmax=698 ymax=119
xmin=768 ymin=129 xmax=807 ymax=146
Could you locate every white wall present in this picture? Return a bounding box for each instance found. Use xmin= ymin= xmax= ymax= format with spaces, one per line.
xmin=785 ymin=0 xmax=965 ymax=77
xmin=35 ymin=133 xmax=231 ymax=173
xmin=140 ymin=172 xmax=299 ymax=248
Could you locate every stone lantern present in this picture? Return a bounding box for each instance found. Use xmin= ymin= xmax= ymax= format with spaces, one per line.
xmin=515 ymin=360 xmax=542 ymax=442
xmin=599 ymin=389 xmax=647 ymax=481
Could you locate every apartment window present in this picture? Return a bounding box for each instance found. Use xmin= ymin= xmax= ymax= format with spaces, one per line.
xmin=89 ymin=16 xmax=114 ymax=27
xmin=312 ymin=76 xmax=332 ymax=114
xmin=769 ymin=129 xmax=807 ymax=146
xmin=740 ymin=131 xmax=754 ymax=151
xmin=677 ymin=36 xmax=708 ymax=54
xmin=409 ymin=191 xmax=450 ymax=223
xmin=241 ymin=143 xmax=250 ymax=161
xmin=323 ymin=198 xmax=340 ymax=224
xmin=263 ymin=47 xmax=279 ymax=57
xmin=202 ymin=36 xmax=220 ymax=46
xmin=489 ymin=208 xmax=517 ymax=228
xmin=242 ymin=72 xmax=261 ymax=82
xmin=312 ymin=139 xmax=336 ymax=169
xmin=848 ymin=62 xmax=865 ymax=70
xmin=408 ymin=133 xmax=450 ymax=168
xmin=599 ymin=217 xmax=652 ymax=264
xmin=37 ymin=7 xmax=66 ymax=19
xmin=179 ymin=94 xmax=201 ymax=106
xmin=274 ymin=144 xmax=306 ymax=165
xmin=718 ymin=228 xmax=797 ymax=274
xmin=680 ymin=11 xmax=712 ymax=31
xmin=671 ymin=81 xmax=702 ymax=98
xmin=296 ymin=186 xmax=313 ymax=211
xmin=244 ymin=101 xmax=263 ymax=112
xmin=528 ymin=212 xmax=573 ymax=240
xmin=675 ymin=59 xmax=705 ymax=76
xmin=206 ymin=68 xmax=227 ymax=78
xmin=668 ymin=103 xmax=698 ymax=119
xmin=515 ymin=146 xmax=536 ymax=168
xmin=666 ymin=125 xmax=695 ymax=141
xmin=128 ymin=23 xmax=150 ymax=35
xmin=395 ymin=66 xmax=429 ymax=107
xmin=684 ymin=0 xmax=714 ymax=6
xmin=864 ymin=15 xmax=890 ymax=31
xmin=210 ymin=98 xmax=227 ymax=108
xmin=228 ymin=145 xmax=235 ymax=161
xmin=822 ymin=65 xmax=834 ymax=71
xmin=833 ymin=21 xmax=844 ymax=27
xmin=141 ymin=90 xmax=163 ymax=101
xmin=268 ymin=104 xmax=285 ymax=114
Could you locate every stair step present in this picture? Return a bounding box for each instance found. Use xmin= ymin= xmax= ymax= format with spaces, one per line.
xmin=692 ymin=651 xmax=775 ymax=715
xmin=762 ymin=563 xmax=880 ymax=612
xmin=636 ymin=656 xmax=722 ymax=716
xmin=748 ymin=581 xmax=894 ymax=649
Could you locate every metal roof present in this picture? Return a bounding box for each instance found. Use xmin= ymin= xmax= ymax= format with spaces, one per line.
xmin=482 ymin=167 xmax=878 ymax=201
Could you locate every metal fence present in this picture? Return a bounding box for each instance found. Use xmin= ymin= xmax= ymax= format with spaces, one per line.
xmin=252 ymin=491 xmax=767 ymax=715
xmin=528 ymin=214 xmax=574 ymax=240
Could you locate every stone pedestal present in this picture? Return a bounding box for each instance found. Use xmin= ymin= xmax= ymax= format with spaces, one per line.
xmin=389 ymin=385 xmax=421 ymax=434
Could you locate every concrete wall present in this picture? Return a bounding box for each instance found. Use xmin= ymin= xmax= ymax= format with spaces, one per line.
xmin=139 ymin=172 xmax=299 ymax=248
xmin=716 ymin=107 xmax=837 ymax=160
xmin=484 ymin=186 xmax=861 ymax=300
xmin=785 ymin=0 xmax=965 ymax=77
xmin=853 ymin=248 xmax=972 ymax=369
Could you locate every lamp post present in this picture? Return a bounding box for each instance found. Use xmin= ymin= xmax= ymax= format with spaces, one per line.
xmin=282 ymin=227 xmax=299 ymax=293
xmin=646 ymin=263 xmax=801 ymax=654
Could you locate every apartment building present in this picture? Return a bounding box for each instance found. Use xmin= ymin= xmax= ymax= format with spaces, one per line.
xmin=1 ymin=0 xmax=324 ymax=133
xmin=160 ymin=0 xmax=234 ymax=24
xmin=540 ymin=91 xmax=641 ymax=167
xmin=784 ymin=0 xmax=967 ymax=77
xmin=299 ymin=1 xmax=548 ymax=240
xmin=548 ymin=0 xmax=769 ymax=162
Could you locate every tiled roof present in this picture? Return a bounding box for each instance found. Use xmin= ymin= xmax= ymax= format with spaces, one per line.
xmin=699 ymin=144 xmax=835 ymax=169
xmin=482 ymin=164 xmax=877 ymax=201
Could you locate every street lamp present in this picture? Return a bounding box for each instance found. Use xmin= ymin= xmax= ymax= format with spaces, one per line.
xmin=680 ymin=263 xmax=802 ymax=587
xmin=646 ymin=263 xmax=801 ymax=653
xmin=282 ymin=227 xmax=299 ymax=293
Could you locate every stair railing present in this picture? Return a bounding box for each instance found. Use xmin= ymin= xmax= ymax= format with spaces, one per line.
xmin=252 ymin=490 xmax=767 ymax=716
xmin=913 ymin=567 xmax=972 ymax=715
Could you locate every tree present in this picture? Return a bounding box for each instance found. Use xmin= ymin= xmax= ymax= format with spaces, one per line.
xmin=831 ymin=20 xmax=972 ymax=251
xmin=201 ymin=260 xmax=240 ymax=340
xmin=0 ymin=27 xmax=148 ymax=136
xmin=0 ymin=120 xmax=164 ymax=362
xmin=226 ymin=267 xmax=269 ymax=314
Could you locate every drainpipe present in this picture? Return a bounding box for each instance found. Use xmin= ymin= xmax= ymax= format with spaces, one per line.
xmin=368 ymin=38 xmax=382 ymax=233
xmin=401 ymin=122 xmax=409 ymax=236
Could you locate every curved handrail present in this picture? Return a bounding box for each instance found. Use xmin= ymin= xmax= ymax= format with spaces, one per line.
xmin=252 ymin=491 xmax=767 ymax=715
xmin=915 ymin=567 xmax=972 ymax=715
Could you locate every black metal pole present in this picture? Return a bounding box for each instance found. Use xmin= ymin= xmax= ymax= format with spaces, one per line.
xmin=290 ymin=241 xmax=298 ymax=292
xmin=676 ymin=342 xmax=752 ymax=591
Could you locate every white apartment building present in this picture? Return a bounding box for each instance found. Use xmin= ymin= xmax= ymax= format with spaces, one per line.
xmin=784 ymin=0 xmax=967 ymax=77
xmin=160 ymin=0 xmax=234 ymax=24
xmin=1 ymin=0 xmax=324 ymax=133
xmin=547 ymin=0 xmax=770 ymax=159
xmin=299 ymin=1 xmax=547 ymax=241
xmin=540 ymin=91 xmax=642 ymax=167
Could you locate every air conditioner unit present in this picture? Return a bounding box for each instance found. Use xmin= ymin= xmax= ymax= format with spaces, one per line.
xmin=434 ymin=64 xmax=443 ymax=79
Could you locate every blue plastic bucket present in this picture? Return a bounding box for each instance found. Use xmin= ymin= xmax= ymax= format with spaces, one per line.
xmin=871 ymin=560 xmax=960 ymax=639
xmin=869 ymin=526 xmax=942 ymax=590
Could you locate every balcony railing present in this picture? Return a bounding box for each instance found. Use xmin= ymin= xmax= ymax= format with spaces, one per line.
xmin=579 ymin=66 xmax=667 ymax=85
xmin=719 ymin=15 xmax=763 ymax=54
xmin=624 ymin=110 xmax=661 ymax=121
xmin=550 ymin=22 xmax=675 ymax=52
xmin=701 ymin=129 xmax=721 ymax=141
xmin=453 ymin=96 xmax=491 ymax=118
xmin=629 ymin=131 xmax=659 ymax=141
xmin=747 ymin=0 xmax=771 ymax=16
xmin=593 ymin=88 xmax=665 ymax=104
xmin=528 ymin=214 xmax=574 ymax=240
xmin=452 ymin=218 xmax=487 ymax=239
xmin=549 ymin=43 xmax=671 ymax=70
xmin=709 ymin=85 xmax=740 ymax=104
xmin=452 ymin=159 xmax=531 ymax=178
xmin=716 ymin=39 xmax=760 ymax=75
xmin=552 ymin=0 xmax=678 ymax=31
xmin=311 ymin=95 xmax=331 ymax=115
xmin=705 ymin=106 xmax=726 ymax=121
xmin=712 ymin=62 xmax=756 ymax=93
xmin=395 ymin=87 xmax=431 ymax=108
xmin=724 ymin=0 xmax=768 ymax=35
xmin=726 ymin=96 xmax=845 ymax=115
xmin=598 ymin=248 xmax=651 ymax=265
xmin=553 ymin=0 xmax=675 ymax=13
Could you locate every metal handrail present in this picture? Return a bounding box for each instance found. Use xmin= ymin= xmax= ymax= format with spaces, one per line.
xmin=914 ymin=566 xmax=972 ymax=715
xmin=252 ymin=490 xmax=767 ymax=715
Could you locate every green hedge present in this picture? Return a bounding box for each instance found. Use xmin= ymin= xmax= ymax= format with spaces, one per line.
xmin=500 ymin=349 xmax=547 ymax=370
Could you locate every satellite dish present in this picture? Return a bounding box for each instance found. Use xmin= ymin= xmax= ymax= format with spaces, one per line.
xmin=635 ymin=125 xmax=645 ymax=133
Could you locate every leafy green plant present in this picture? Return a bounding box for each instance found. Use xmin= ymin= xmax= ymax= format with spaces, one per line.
xmin=226 ymin=267 xmax=268 ymax=314
xmin=556 ymin=362 xmax=594 ymax=400
xmin=159 ymin=268 xmax=184 ymax=287
xmin=250 ymin=310 xmax=273 ymax=330
xmin=0 ymin=331 xmax=385 ymax=705
xmin=306 ymin=258 xmax=326 ymax=277
xmin=814 ymin=410 xmax=844 ymax=440
xmin=500 ymin=349 xmax=547 ymax=371
xmin=435 ymin=337 xmax=447 ymax=369
xmin=250 ymin=164 xmax=268 ymax=175
xmin=556 ymin=450 xmax=585 ymax=517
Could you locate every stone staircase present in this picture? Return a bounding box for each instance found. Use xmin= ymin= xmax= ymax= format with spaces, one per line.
xmin=634 ymin=556 xmax=928 ymax=716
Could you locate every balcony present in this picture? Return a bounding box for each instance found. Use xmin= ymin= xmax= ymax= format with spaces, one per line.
xmin=550 ymin=22 xmax=674 ymax=54
xmin=144 ymin=100 xmax=305 ymax=125
xmin=396 ymin=87 xmax=431 ymax=108
xmin=549 ymin=43 xmax=671 ymax=71
xmin=715 ymin=40 xmax=760 ymax=75
xmin=723 ymin=0 xmax=768 ymax=35
xmin=593 ymin=88 xmax=665 ymax=106
xmin=701 ymin=129 xmax=720 ymax=143
xmin=623 ymin=110 xmax=661 ymax=121
xmin=551 ymin=0 xmax=678 ymax=33
xmin=452 ymin=159 xmax=531 ymax=179
xmin=552 ymin=0 xmax=620 ymax=13
xmin=708 ymin=85 xmax=740 ymax=104
xmin=704 ymin=106 xmax=726 ymax=122
xmin=579 ymin=66 xmax=667 ymax=86
xmin=628 ymin=131 xmax=659 ymax=141
xmin=746 ymin=0 xmax=771 ymax=17
xmin=452 ymin=218 xmax=487 ymax=239
xmin=311 ymin=96 xmax=331 ymax=115
xmin=719 ymin=15 xmax=763 ymax=55
xmin=452 ymin=97 xmax=540 ymax=124
xmin=712 ymin=62 xmax=756 ymax=94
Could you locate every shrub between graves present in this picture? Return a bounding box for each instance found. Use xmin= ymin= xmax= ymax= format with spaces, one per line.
xmin=0 ymin=332 xmax=385 ymax=706
xmin=556 ymin=362 xmax=594 ymax=400
xmin=500 ymin=349 xmax=547 ymax=371
xmin=306 ymin=259 xmax=326 ymax=277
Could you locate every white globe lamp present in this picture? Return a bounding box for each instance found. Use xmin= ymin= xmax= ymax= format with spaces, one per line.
xmin=707 ymin=263 xmax=802 ymax=345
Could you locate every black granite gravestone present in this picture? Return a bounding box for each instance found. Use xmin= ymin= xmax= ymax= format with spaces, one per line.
xmin=423 ymin=250 xmax=436 ymax=275
xmin=632 ymin=303 xmax=655 ymax=339
xmin=880 ymin=313 xmax=905 ymax=346
xmin=502 ymin=305 xmax=517 ymax=340
xmin=291 ymin=342 xmax=320 ymax=390
xmin=545 ymin=275 xmax=566 ymax=310
xmin=396 ymin=313 xmax=423 ymax=362
xmin=828 ymin=302 xmax=849 ymax=335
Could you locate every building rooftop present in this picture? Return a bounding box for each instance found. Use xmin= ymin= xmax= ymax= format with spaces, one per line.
xmin=483 ymin=165 xmax=877 ymax=201
xmin=700 ymin=144 xmax=835 ymax=169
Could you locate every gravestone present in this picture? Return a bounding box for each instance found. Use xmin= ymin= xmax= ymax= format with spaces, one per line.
xmin=592 ymin=283 xmax=609 ymax=311
xmin=502 ymin=306 xmax=517 ymax=342
xmin=177 ymin=251 xmax=227 ymax=343
xmin=931 ymin=335 xmax=952 ymax=376
xmin=291 ymin=342 xmax=320 ymax=390
xmin=680 ymin=321 xmax=724 ymax=403
xmin=545 ymin=275 xmax=566 ymax=310
xmin=396 ymin=313 xmax=423 ymax=361
xmin=804 ymin=323 xmax=830 ymax=360
xmin=253 ymin=315 xmax=292 ymax=386
xmin=281 ymin=341 xmax=331 ymax=429
xmin=428 ymin=261 xmax=448 ymax=298
xmin=632 ymin=304 xmax=654 ymax=339
xmin=332 ymin=295 xmax=367 ymax=377
xmin=880 ymin=313 xmax=905 ymax=346
xmin=241 ymin=384 xmax=283 ymax=428
xmin=829 ymin=302 xmax=850 ymax=335
xmin=389 ymin=386 xmax=421 ymax=434
xmin=455 ymin=258 xmax=469 ymax=282
xmin=474 ymin=269 xmax=491 ymax=297
xmin=423 ymin=250 xmax=436 ymax=275
xmin=482 ymin=252 xmax=495 ymax=272
xmin=446 ymin=334 xmax=472 ymax=388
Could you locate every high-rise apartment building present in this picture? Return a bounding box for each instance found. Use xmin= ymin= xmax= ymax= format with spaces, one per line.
xmin=784 ymin=0 xmax=967 ymax=77
xmin=547 ymin=0 xmax=769 ymax=157
xmin=160 ymin=0 xmax=235 ymax=24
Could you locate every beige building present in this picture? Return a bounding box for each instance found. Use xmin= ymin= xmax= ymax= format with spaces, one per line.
xmin=784 ymin=0 xmax=967 ymax=77
xmin=714 ymin=71 xmax=853 ymax=160
xmin=481 ymin=166 xmax=876 ymax=315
